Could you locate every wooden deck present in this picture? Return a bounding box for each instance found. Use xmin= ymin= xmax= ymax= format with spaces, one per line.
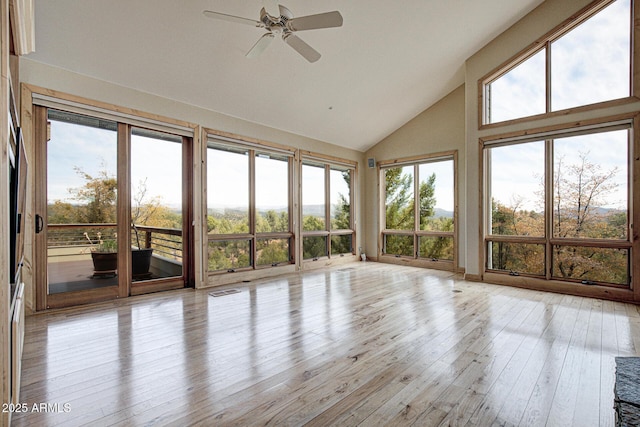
xmin=14 ymin=263 xmax=640 ymax=426
xmin=47 ymin=255 xmax=178 ymax=294
xmin=48 ymin=258 xmax=118 ymax=294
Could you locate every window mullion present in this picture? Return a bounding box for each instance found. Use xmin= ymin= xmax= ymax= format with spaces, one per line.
xmin=545 ymin=138 xmax=553 ymax=280
xmin=325 ymin=164 xmax=331 ymax=256
xmin=414 ymin=164 xmax=419 ymax=258
xmin=249 ymin=150 xmax=256 ymax=267
xmin=545 ymin=42 xmax=552 ymax=113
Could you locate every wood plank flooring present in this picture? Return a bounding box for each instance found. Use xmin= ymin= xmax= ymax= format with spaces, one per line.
xmin=13 ymin=263 xmax=640 ymax=426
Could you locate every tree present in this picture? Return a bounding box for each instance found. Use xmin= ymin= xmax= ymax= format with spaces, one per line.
xmin=46 ymin=167 xmax=118 ymax=246
xmin=68 ymin=167 xmax=117 ymax=224
xmin=256 ymin=210 xmax=288 ymax=233
xmin=554 ymin=152 xmax=621 ymax=239
xmin=553 ymin=152 xmax=625 ymax=283
xmin=51 ymin=167 xmax=186 ymax=256
xmin=384 ymin=167 xmax=438 ymax=256
xmin=257 ymin=239 xmax=289 ymax=265
xmin=385 ymin=167 xmax=414 ymax=231
xmin=418 ymin=173 xmax=437 ymax=229
xmin=491 ymin=150 xmax=626 ymax=284
xmin=330 ymin=170 xmax=352 ymax=254
xmin=132 ymin=178 xmax=163 ymax=225
xmin=303 ymin=216 xmax=327 ymax=259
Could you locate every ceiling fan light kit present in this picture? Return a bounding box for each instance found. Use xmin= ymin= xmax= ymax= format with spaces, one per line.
xmin=203 ymin=4 xmax=343 ymax=63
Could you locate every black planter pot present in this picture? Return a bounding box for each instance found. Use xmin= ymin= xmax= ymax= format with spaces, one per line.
xmin=132 ymin=248 xmax=153 ymax=276
xmin=91 ymin=251 xmax=118 ymax=276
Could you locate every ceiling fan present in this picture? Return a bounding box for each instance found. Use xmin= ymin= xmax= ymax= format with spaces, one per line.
xmin=203 ymin=5 xmax=343 ymax=63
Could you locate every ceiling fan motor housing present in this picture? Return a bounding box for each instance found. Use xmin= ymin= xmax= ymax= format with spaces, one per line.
xmin=260 ymin=5 xmax=293 ymax=29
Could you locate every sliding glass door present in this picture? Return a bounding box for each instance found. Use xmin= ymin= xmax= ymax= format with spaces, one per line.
xmin=34 ymin=105 xmax=192 ymax=309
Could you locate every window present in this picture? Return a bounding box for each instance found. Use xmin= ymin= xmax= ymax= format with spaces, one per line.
xmin=484 ymin=0 xmax=631 ymax=125
xmin=301 ymin=157 xmax=355 ymax=260
xmin=206 ymin=137 xmax=293 ymax=272
xmin=381 ymin=154 xmax=456 ymax=267
xmin=484 ymin=124 xmax=631 ymax=286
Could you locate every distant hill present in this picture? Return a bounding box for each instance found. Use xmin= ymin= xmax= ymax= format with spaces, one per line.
xmin=209 ymin=205 xmax=454 ymax=218
xmin=433 ymin=208 xmax=453 ymax=218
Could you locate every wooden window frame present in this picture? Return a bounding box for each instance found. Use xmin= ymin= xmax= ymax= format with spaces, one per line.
xmin=480 ymin=113 xmax=638 ymax=301
xmin=378 ymin=151 xmax=458 ymax=272
xmin=205 ymin=130 xmax=295 ymax=275
xmin=479 ymin=0 xmax=640 ymax=130
xmin=300 ymin=151 xmax=357 ymax=264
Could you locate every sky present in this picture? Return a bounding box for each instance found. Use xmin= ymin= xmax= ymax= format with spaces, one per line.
xmin=490 ymin=129 xmax=628 ymax=213
xmin=48 ymin=122 xmax=183 ymax=209
xmin=48 ymin=121 xmax=118 ymax=204
xmin=490 ymin=0 xmax=629 ymax=122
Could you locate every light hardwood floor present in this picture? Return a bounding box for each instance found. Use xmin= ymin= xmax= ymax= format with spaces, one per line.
xmin=13 ymin=263 xmax=640 ymax=426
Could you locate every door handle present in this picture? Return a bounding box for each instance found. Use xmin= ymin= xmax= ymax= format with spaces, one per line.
xmin=35 ymin=214 xmax=44 ymax=234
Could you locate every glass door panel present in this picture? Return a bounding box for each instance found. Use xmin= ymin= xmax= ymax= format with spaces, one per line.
xmin=130 ymin=128 xmax=184 ymax=286
xmin=46 ymin=110 xmax=119 ymax=295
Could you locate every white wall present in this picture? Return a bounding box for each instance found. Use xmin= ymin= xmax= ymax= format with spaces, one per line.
xmin=20 ymin=59 xmax=363 ymax=162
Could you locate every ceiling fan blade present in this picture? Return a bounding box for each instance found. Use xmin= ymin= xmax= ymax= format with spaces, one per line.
xmin=203 ymin=10 xmax=263 ymax=27
xmin=286 ymin=11 xmax=343 ymax=31
xmin=284 ymin=34 xmax=321 ymax=63
xmin=246 ymin=33 xmax=274 ymax=58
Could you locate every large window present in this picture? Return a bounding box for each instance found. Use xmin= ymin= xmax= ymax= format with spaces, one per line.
xmin=206 ymin=137 xmax=293 ymax=272
xmin=301 ymin=157 xmax=355 ymax=260
xmin=484 ymin=0 xmax=631 ymax=124
xmin=381 ymin=153 xmax=456 ymax=268
xmin=484 ymin=124 xmax=631 ymax=286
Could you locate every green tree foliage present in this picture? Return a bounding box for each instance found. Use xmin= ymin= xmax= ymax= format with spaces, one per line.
xmin=331 ymin=170 xmax=351 ymax=230
xmin=207 ymin=208 xmax=291 ymax=268
xmin=207 ymin=211 xmax=249 ymax=234
xmin=384 ymin=167 xmax=452 ymax=259
xmin=257 ymin=239 xmax=290 ymax=266
xmin=208 ymin=240 xmax=250 ymax=271
xmin=418 ymin=173 xmax=437 ymax=229
xmin=332 ymin=193 xmax=351 ymax=230
xmin=385 ymin=167 xmax=414 ymax=230
xmin=256 ymin=211 xmax=288 ymax=233
xmin=47 ymin=167 xmax=118 ymax=247
xmin=490 ymin=152 xmax=627 ymax=285
xmin=303 ymin=236 xmax=327 ymax=259
xmin=49 ymin=167 xmax=118 ymax=224
xmin=329 ymin=170 xmax=352 ymax=255
xmin=72 ymin=167 xmax=118 ymax=224
xmin=302 ymin=215 xmax=327 ymax=259
xmin=49 ymin=169 xmax=184 ymax=256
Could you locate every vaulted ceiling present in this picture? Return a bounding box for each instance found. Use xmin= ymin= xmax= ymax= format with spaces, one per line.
xmin=26 ymin=0 xmax=543 ymax=151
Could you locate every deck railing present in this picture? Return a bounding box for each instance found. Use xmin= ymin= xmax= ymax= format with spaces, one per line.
xmin=47 ymin=223 xmax=183 ymax=262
